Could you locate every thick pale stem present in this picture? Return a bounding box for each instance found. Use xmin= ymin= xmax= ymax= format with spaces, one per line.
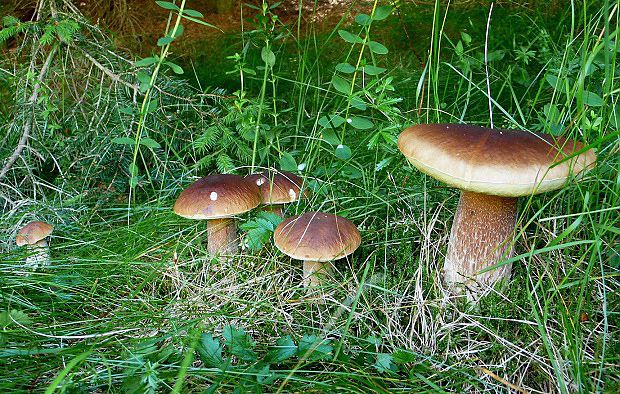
xmin=25 ymin=239 xmax=50 ymax=271
xmin=263 ymin=205 xmax=284 ymax=218
xmin=207 ymin=218 xmax=238 ymax=260
xmin=444 ymin=191 xmax=518 ymax=297
xmin=302 ymin=260 xmax=333 ymax=287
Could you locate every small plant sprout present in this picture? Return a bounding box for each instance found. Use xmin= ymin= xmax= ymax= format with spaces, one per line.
xmin=245 ymin=170 xmax=307 ymax=217
xmin=15 ymin=221 xmax=54 ymax=271
xmin=398 ymin=123 xmax=596 ymax=300
xmin=273 ymin=212 xmax=361 ymax=289
xmin=173 ymin=174 xmax=261 ymax=261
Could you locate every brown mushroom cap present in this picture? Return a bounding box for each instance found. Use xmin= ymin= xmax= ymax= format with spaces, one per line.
xmin=16 ymin=221 xmax=53 ymax=246
xmin=245 ymin=171 xmax=307 ymax=205
xmin=173 ymin=174 xmax=261 ymax=219
xmin=398 ymin=124 xmax=596 ymax=197
xmin=274 ymin=212 xmax=361 ymax=262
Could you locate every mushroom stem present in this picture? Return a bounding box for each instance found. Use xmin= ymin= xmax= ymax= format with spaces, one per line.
xmin=207 ymin=218 xmax=238 ymax=260
xmin=445 ymin=191 xmax=517 ymax=296
xmin=263 ymin=205 xmax=284 ymax=218
xmin=25 ymin=239 xmax=50 ymax=271
xmin=302 ymin=260 xmax=333 ymax=287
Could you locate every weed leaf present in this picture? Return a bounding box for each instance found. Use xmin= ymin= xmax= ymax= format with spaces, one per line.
xmin=197 ymin=333 xmax=225 ymax=368
xmin=335 ymin=144 xmax=352 ymax=160
xmin=279 ymin=152 xmax=298 ymax=172
xmin=223 ymin=326 xmax=257 ymax=363
xmin=332 ymin=75 xmax=351 ymax=94
xmin=183 ymin=9 xmax=204 ymax=18
xmin=349 ymin=116 xmax=373 ymax=130
xmin=297 ymin=335 xmax=332 ymax=361
xmin=335 ymin=62 xmax=356 ymax=74
xmin=355 ymin=14 xmax=371 ymax=26
xmin=372 ymin=6 xmax=392 ymax=21
xmin=368 ymin=41 xmax=388 ymax=55
xmin=155 ymin=1 xmax=179 ymax=11
xmin=582 ymin=91 xmax=603 ymax=106
xmin=338 ymin=30 xmax=363 ymax=44
xmin=265 ymin=336 xmax=297 ymax=363
xmin=139 ymin=138 xmax=161 ymax=149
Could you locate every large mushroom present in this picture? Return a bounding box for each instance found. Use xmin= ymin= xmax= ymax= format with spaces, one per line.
xmin=398 ymin=123 xmax=596 ymax=298
xmin=274 ymin=211 xmax=361 ymax=287
xmin=16 ymin=221 xmax=54 ymax=271
xmin=173 ymin=174 xmax=261 ymax=260
xmin=245 ymin=170 xmax=307 ymax=217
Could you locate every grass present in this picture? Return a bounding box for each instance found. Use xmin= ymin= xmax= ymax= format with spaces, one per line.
xmin=1 ymin=0 xmax=618 ymax=392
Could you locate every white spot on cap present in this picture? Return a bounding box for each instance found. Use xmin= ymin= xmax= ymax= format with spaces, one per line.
xmin=289 ymin=189 xmax=296 ymax=200
xmin=256 ymin=178 xmax=266 ymax=186
xmin=337 ymin=144 xmax=344 ymax=149
xmin=210 ymin=192 xmax=218 ymax=201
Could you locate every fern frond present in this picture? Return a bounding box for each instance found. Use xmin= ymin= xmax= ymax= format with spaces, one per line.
xmin=238 ymin=124 xmax=255 ymax=142
xmin=194 ymin=125 xmax=223 ymax=152
xmin=216 ymin=153 xmax=234 ymax=173
xmin=221 ymin=127 xmax=236 ymax=146
xmin=40 ymin=24 xmax=55 ymax=46
xmin=55 ymin=19 xmax=80 ymax=42
xmin=222 ymin=109 xmax=239 ymax=125
xmin=2 ymin=16 xmax=20 ymax=27
xmin=194 ymin=155 xmax=214 ymax=171
xmin=0 ymin=26 xmax=17 ymax=43
xmin=233 ymin=139 xmax=252 ymax=161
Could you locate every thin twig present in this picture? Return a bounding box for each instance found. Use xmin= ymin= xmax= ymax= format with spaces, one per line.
xmin=477 ymin=367 xmax=530 ymax=394
xmin=76 ymin=46 xmax=139 ymax=93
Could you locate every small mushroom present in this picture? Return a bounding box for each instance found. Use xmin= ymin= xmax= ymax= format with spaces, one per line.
xmin=245 ymin=170 xmax=307 ymax=217
xmin=398 ymin=123 xmax=596 ymax=299
xmin=16 ymin=221 xmax=54 ymax=271
xmin=173 ymin=174 xmax=261 ymax=260
xmin=273 ymin=211 xmax=361 ymax=287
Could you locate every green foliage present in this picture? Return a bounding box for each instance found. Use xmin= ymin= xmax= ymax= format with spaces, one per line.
xmin=0 ymin=309 xmax=31 ymax=346
xmin=0 ymin=309 xmax=31 ymax=328
xmin=222 ymin=325 xmax=258 ymax=362
xmin=122 ymin=341 xmax=180 ymax=394
xmin=197 ymin=333 xmax=226 ymax=368
xmin=125 ymin=0 xmax=219 ymax=194
xmin=0 ymin=1 xmax=226 ymax=199
xmin=297 ymin=334 xmax=333 ymax=361
xmin=192 ymin=103 xmax=256 ymax=173
xmin=191 ymin=326 xmax=450 ymax=392
xmin=240 ymin=211 xmax=283 ymax=251
xmin=0 ymin=15 xmax=79 ymax=46
xmin=0 ymin=16 xmax=29 ymax=43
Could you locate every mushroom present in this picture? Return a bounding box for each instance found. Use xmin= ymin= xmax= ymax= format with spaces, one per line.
xmin=173 ymin=174 xmax=261 ymax=260
xmin=398 ymin=123 xmax=596 ymax=298
xmin=16 ymin=221 xmax=54 ymax=271
xmin=245 ymin=170 xmax=307 ymax=217
xmin=273 ymin=211 xmax=361 ymax=287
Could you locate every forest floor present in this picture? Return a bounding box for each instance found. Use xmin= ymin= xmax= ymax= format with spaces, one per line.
xmin=0 ymin=0 xmax=617 ymax=392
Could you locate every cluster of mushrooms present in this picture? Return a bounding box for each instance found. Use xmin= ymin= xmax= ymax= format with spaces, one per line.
xmin=14 ymin=124 xmax=596 ymax=301
xmin=173 ymin=171 xmax=361 ymax=287
xmin=170 ymin=124 xmax=595 ymax=300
